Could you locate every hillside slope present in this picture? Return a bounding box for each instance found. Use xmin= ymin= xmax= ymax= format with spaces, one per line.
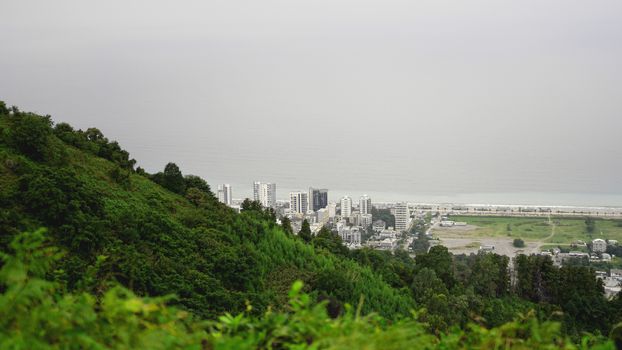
xmin=0 ymin=102 xmax=413 ymax=319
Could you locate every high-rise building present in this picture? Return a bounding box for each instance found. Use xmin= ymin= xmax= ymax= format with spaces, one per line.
xmin=289 ymin=191 xmax=309 ymax=214
xmin=327 ymin=202 xmax=337 ymax=218
xmin=395 ymin=202 xmax=410 ymax=232
xmin=308 ymin=188 xmax=328 ymax=212
xmin=340 ymin=196 xmax=352 ymax=218
xmin=217 ymin=184 xmax=232 ymax=206
xmin=359 ymin=194 xmax=372 ymax=215
xmin=253 ymin=182 xmax=276 ymax=208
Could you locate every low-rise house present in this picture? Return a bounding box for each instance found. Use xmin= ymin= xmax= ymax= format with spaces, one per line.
xmin=610 ymin=269 xmax=622 ymax=280
xmin=378 ymin=238 xmax=397 ymax=250
xmin=592 ymin=239 xmax=607 ymax=253
xmin=372 ymin=220 xmax=386 ymax=232
xmin=379 ymin=229 xmax=397 ymax=239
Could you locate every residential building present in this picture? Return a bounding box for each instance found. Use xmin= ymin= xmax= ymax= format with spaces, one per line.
xmin=217 ymin=184 xmax=232 ymax=206
xmin=350 ymin=212 xmax=360 ymax=226
xmin=394 ymin=202 xmax=410 ymax=232
xmin=309 ymin=188 xmax=329 ymax=212
xmin=317 ymin=208 xmax=330 ymax=225
xmin=360 ymin=213 xmax=373 ymax=227
xmin=328 ymin=202 xmax=337 ymax=218
xmin=359 ymin=195 xmax=372 ymax=215
xmin=592 ymin=239 xmax=607 ymax=253
xmin=340 ymin=196 xmax=352 ymax=219
xmin=339 ymin=226 xmax=361 ymax=246
xmin=289 ymin=191 xmax=309 ymax=215
xmin=253 ymin=182 xmax=277 ymax=208
xmin=372 ymin=220 xmax=386 ymax=232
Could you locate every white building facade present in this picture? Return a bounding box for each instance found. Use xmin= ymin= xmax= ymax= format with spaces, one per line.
xmin=359 ymin=195 xmax=372 ymax=215
xmin=253 ymin=182 xmax=277 ymax=208
xmin=289 ymin=191 xmax=309 ymax=214
xmin=394 ymin=202 xmax=410 ymax=232
xmin=340 ymin=196 xmax=352 ymax=219
xmin=217 ymin=184 xmax=232 ymax=206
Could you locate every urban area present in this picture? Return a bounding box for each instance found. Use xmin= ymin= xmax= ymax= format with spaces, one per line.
xmin=217 ymin=182 xmax=622 ymax=298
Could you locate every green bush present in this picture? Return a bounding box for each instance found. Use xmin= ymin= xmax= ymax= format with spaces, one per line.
xmin=513 ymin=238 xmax=525 ymax=248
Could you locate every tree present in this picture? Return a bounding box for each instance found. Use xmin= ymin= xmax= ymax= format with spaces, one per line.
xmin=186 ymin=187 xmax=208 ymax=207
xmin=281 ymin=216 xmax=294 ymax=235
xmin=469 ymin=253 xmax=509 ymax=297
xmin=411 ymin=268 xmax=448 ymax=303
xmin=7 ymin=113 xmax=53 ymax=161
xmin=109 ymin=166 xmax=131 ymax=189
xmin=513 ymin=238 xmax=525 ymax=248
xmin=415 ymin=246 xmax=455 ymax=288
xmin=0 ymin=100 xmax=9 ymax=115
xmin=299 ymin=219 xmax=312 ymax=243
xmin=184 ymin=175 xmax=214 ymax=198
xmin=411 ymin=231 xmax=430 ymax=254
xmin=241 ymin=199 xmax=263 ymax=212
xmin=313 ymin=226 xmax=348 ymax=257
xmin=152 ymin=162 xmax=186 ymax=194
xmin=585 ymin=217 xmax=596 ymax=235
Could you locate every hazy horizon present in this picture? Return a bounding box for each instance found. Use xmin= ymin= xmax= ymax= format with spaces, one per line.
xmin=2 ymin=0 xmax=621 ymax=206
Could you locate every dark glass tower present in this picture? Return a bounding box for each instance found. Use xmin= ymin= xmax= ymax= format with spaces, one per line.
xmin=309 ymin=188 xmax=328 ymax=212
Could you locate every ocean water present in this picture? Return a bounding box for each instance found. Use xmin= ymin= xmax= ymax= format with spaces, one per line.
xmin=117 ymin=136 xmax=622 ymax=208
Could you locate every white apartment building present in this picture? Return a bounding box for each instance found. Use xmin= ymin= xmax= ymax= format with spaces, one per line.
xmin=328 ymin=202 xmax=337 ymax=218
xmin=394 ymin=202 xmax=410 ymax=232
xmin=253 ymin=182 xmax=277 ymax=208
xmin=217 ymin=184 xmax=232 ymax=206
xmin=289 ymin=191 xmax=309 ymax=214
xmin=359 ymin=195 xmax=372 ymax=215
xmin=340 ymin=196 xmax=352 ymax=218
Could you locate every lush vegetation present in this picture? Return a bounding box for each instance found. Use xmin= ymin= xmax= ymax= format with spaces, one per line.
xmin=1 ymin=102 xmax=622 ymax=348
xmin=0 ymin=102 xmax=412 ymax=321
xmin=1 ymin=230 xmax=619 ymax=349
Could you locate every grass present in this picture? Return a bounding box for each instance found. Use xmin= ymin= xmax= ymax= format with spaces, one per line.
xmin=442 ymin=215 xmax=622 ymax=244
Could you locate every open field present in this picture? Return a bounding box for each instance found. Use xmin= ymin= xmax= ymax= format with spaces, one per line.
xmin=438 ymin=237 xmax=541 ymax=258
xmin=434 ymin=215 xmax=622 ymax=245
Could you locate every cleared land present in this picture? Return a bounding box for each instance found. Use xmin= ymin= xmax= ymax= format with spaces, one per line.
xmin=431 ymin=215 xmax=622 ymax=256
xmin=438 ymin=216 xmax=622 ymax=244
xmin=436 ymin=237 xmax=541 ymax=258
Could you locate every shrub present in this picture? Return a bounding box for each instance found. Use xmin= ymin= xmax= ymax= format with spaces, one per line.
xmin=513 ymin=238 xmax=525 ymax=248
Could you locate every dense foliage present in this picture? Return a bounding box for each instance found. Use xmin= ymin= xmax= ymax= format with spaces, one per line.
xmin=1 ymin=230 xmax=618 ymax=349
xmin=0 ymin=103 xmax=412 ymax=321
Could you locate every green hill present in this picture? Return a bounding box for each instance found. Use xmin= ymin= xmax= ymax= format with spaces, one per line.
xmin=0 ymin=102 xmax=412 ymax=320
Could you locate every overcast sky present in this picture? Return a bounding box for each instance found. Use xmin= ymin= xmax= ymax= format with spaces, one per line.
xmin=2 ymin=0 xmax=622 ymax=204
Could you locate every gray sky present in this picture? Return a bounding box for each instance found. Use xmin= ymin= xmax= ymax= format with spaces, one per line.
xmin=2 ymin=0 xmax=622 ymax=205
